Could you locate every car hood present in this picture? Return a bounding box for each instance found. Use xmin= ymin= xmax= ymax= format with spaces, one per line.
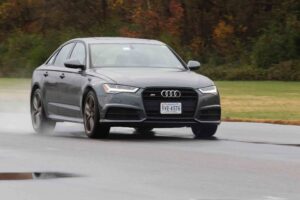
xmin=91 ymin=67 xmax=214 ymax=88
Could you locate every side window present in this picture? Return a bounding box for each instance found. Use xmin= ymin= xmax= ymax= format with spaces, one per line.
xmin=70 ymin=43 xmax=86 ymax=65
xmin=54 ymin=43 xmax=74 ymax=67
xmin=46 ymin=51 xmax=58 ymax=65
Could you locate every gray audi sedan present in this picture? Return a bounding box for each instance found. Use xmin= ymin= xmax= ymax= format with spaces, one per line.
xmin=30 ymin=37 xmax=221 ymax=139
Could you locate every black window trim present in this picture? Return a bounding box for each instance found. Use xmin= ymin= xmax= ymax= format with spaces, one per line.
xmin=52 ymin=42 xmax=76 ymax=68
xmin=45 ymin=50 xmax=59 ymax=66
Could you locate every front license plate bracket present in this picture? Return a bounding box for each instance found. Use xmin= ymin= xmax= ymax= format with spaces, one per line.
xmin=160 ymin=102 xmax=182 ymax=114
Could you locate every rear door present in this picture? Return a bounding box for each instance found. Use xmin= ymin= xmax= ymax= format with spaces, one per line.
xmin=47 ymin=42 xmax=75 ymax=118
xmin=40 ymin=51 xmax=59 ymax=116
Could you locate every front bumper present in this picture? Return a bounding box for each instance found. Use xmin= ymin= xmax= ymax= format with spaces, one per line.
xmin=97 ymin=88 xmax=221 ymax=128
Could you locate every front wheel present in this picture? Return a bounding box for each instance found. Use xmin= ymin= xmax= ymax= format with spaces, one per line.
xmin=135 ymin=127 xmax=154 ymax=134
xmin=83 ymin=91 xmax=110 ymax=139
xmin=191 ymin=124 xmax=218 ymax=138
xmin=31 ymin=89 xmax=56 ymax=134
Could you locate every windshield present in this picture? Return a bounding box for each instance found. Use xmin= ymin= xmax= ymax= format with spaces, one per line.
xmin=89 ymin=43 xmax=185 ymax=69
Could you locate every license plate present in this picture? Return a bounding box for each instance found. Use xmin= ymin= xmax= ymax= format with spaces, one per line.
xmin=160 ymin=102 xmax=182 ymax=114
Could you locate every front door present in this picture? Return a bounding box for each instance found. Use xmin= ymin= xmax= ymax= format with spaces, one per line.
xmin=56 ymin=42 xmax=87 ymax=120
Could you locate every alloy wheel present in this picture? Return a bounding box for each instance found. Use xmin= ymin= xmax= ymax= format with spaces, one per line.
xmin=31 ymin=92 xmax=42 ymax=129
xmin=84 ymin=95 xmax=96 ymax=133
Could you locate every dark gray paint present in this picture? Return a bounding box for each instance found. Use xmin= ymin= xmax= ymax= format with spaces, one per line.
xmin=92 ymin=67 xmax=214 ymax=88
xmin=31 ymin=37 xmax=220 ymax=126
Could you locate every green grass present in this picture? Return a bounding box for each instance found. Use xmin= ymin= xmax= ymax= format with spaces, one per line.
xmin=0 ymin=78 xmax=31 ymax=113
xmin=215 ymin=81 xmax=300 ymax=123
xmin=0 ymin=78 xmax=31 ymax=90
xmin=0 ymin=78 xmax=299 ymax=124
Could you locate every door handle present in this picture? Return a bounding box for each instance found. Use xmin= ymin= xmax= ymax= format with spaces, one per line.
xmin=60 ymin=73 xmax=65 ymax=79
xmin=43 ymin=72 xmax=48 ymax=77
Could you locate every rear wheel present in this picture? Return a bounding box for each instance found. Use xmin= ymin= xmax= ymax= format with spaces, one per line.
xmin=83 ymin=91 xmax=110 ymax=139
xmin=31 ymin=89 xmax=56 ymax=134
xmin=192 ymin=124 xmax=218 ymax=138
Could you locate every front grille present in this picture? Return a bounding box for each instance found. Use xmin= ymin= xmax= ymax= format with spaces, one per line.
xmin=197 ymin=107 xmax=221 ymax=121
xmin=105 ymin=107 xmax=141 ymax=120
xmin=142 ymin=88 xmax=198 ymax=119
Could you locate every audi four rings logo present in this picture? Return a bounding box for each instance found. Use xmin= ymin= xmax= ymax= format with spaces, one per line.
xmin=161 ymin=90 xmax=181 ymax=98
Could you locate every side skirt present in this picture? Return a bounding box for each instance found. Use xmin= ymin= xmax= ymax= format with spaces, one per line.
xmin=48 ymin=114 xmax=83 ymax=123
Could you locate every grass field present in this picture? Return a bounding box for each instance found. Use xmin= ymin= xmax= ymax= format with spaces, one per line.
xmin=216 ymin=81 xmax=300 ymax=125
xmin=0 ymin=78 xmax=31 ymax=113
xmin=0 ymin=78 xmax=299 ymax=125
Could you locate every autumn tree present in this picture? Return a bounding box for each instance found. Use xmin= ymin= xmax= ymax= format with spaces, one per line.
xmin=0 ymin=0 xmax=299 ymax=78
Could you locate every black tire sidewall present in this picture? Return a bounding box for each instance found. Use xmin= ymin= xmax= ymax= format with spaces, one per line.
xmin=83 ymin=91 xmax=110 ymax=139
xmin=135 ymin=127 xmax=153 ymax=133
xmin=84 ymin=91 xmax=100 ymax=137
xmin=192 ymin=124 xmax=218 ymax=138
xmin=31 ymin=89 xmax=55 ymax=133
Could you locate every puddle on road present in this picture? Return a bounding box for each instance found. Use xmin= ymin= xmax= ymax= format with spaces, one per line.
xmin=0 ymin=172 xmax=79 ymax=181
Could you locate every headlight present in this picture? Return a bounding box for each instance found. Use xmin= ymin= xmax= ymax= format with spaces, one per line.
xmin=103 ymin=84 xmax=139 ymax=94
xmin=199 ymin=85 xmax=218 ymax=95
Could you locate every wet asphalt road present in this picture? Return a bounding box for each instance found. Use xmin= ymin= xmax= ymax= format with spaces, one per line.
xmin=0 ymin=112 xmax=299 ymax=200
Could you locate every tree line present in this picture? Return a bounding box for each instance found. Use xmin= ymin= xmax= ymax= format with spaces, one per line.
xmin=0 ymin=0 xmax=299 ymax=80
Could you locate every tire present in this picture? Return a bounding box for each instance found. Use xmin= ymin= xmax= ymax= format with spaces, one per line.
xmin=191 ymin=124 xmax=218 ymax=138
xmin=135 ymin=127 xmax=153 ymax=134
xmin=31 ymin=88 xmax=56 ymax=134
xmin=83 ymin=91 xmax=110 ymax=139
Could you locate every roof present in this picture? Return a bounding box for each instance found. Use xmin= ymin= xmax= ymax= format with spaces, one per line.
xmin=70 ymin=37 xmax=165 ymax=45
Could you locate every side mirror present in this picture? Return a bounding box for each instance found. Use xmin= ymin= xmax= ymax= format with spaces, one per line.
xmin=187 ymin=60 xmax=201 ymax=71
xmin=64 ymin=59 xmax=85 ymax=70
